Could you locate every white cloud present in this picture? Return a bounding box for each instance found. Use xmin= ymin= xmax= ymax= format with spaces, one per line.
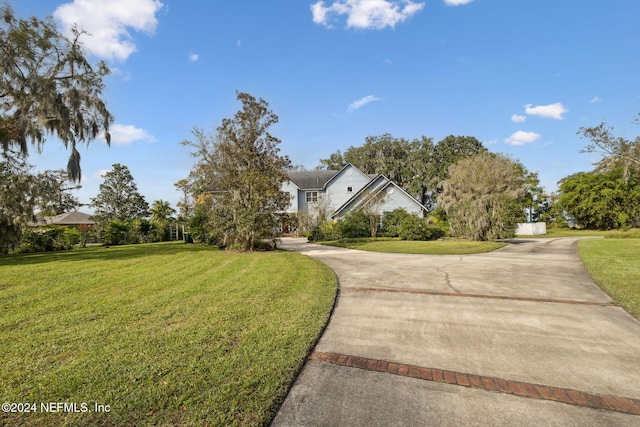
xmin=311 ymin=0 xmax=425 ymax=30
xmin=524 ymin=102 xmax=568 ymax=120
xmin=348 ymin=95 xmax=381 ymax=112
xmin=590 ymin=96 xmax=603 ymax=103
xmin=110 ymin=67 xmax=132 ymax=81
xmin=54 ymin=0 xmax=164 ymax=62
xmin=188 ymin=52 xmax=199 ymax=62
xmin=444 ymin=0 xmax=473 ymax=5
xmin=504 ymin=131 xmax=541 ymax=146
xmin=105 ymin=124 xmax=156 ymax=145
xmin=511 ymin=114 xmax=526 ymax=123
xmin=94 ymin=169 xmax=110 ymax=179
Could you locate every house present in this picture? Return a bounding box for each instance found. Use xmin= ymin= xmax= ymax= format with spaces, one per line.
xmin=27 ymin=211 xmax=95 ymax=227
xmin=282 ymin=163 xmax=428 ymax=222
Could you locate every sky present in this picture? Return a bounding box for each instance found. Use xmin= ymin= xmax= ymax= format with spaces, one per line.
xmin=12 ymin=0 xmax=640 ymax=213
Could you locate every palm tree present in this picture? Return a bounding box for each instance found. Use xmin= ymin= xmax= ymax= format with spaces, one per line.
xmin=149 ymin=200 xmax=176 ymax=241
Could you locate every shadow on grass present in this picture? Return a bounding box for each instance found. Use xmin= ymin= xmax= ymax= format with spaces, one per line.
xmin=0 ymin=242 xmax=217 ymax=267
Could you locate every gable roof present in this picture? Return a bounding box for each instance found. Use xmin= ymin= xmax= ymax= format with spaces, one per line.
xmin=28 ymin=211 xmax=95 ymax=226
xmin=331 ymin=175 xmax=428 ymax=219
xmin=287 ymin=170 xmax=338 ymax=190
xmin=324 ymin=163 xmax=372 ymax=188
xmin=286 ymin=164 xmax=375 ymax=191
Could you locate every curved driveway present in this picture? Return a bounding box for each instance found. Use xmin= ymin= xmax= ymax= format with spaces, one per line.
xmin=273 ymin=238 xmax=640 ymax=426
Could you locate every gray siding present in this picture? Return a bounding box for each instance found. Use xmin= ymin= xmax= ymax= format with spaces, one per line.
xmin=378 ymin=187 xmax=424 ymax=216
xmin=325 ymin=164 xmax=372 ymax=212
xmin=282 ymin=181 xmax=299 ymax=214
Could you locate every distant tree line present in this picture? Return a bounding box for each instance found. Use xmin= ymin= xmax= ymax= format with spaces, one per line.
xmin=557 ymin=115 xmax=640 ymax=229
xmin=318 ymin=134 xmax=547 ymax=240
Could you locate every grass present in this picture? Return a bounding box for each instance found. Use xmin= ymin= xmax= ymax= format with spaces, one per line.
xmin=517 ymin=227 xmax=615 ymax=238
xmin=518 ymin=228 xmax=640 ymax=239
xmin=578 ymin=238 xmax=640 ymax=319
xmin=0 ymin=242 xmax=337 ymax=426
xmin=318 ymin=238 xmax=506 ymax=254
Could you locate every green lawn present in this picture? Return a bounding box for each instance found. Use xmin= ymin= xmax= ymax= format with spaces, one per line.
xmin=518 ymin=228 xmax=611 ymax=238
xmin=0 ymin=242 xmax=337 ymax=426
xmin=319 ymin=238 xmax=506 ymax=254
xmin=578 ymin=238 xmax=640 ymax=319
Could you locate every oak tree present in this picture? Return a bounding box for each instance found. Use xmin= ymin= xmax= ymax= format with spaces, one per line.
xmin=438 ymin=152 xmax=525 ymax=241
xmin=182 ymin=92 xmax=291 ymax=250
xmin=0 ymin=4 xmax=112 ymax=181
xmin=0 ymin=153 xmax=38 ymax=253
xmin=578 ymin=115 xmax=640 ymax=183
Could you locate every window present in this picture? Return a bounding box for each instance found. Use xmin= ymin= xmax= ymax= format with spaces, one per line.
xmin=306 ymin=191 xmax=318 ymax=203
xmin=347 ymin=186 xmax=353 ymax=193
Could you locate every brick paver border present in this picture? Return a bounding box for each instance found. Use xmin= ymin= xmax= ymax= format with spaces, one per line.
xmin=309 ymin=351 xmax=640 ymax=416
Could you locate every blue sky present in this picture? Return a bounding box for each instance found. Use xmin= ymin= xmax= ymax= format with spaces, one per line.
xmin=13 ymin=0 xmax=640 ymax=213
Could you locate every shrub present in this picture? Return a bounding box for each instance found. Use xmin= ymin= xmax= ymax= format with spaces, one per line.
xmin=18 ymin=227 xmax=57 ymax=253
xmin=398 ymin=215 xmax=445 ymax=241
xmin=336 ymin=211 xmax=370 ymax=238
xmin=381 ymin=208 xmax=413 ymax=237
xmin=61 ymin=227 xmax=81 ymax=249
xmin=129 ymin=218 xmax=152 ymax=244
xmin=308 ymin=222 xmax=340 ymax=242
xmin=188 ymin=207 xmax=215 ymax=245
xmin=17 ymin=226 xmax=77 ymax=253
xmin=102 ymin=220 xmax=130 ymax=246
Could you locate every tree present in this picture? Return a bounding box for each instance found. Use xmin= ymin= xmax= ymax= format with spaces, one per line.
xmin=90 ymin=164 xmax=149 ymax=225
xmin=321 ymin=134 xmax=429 ymax=190
xmin=173 ymin=178 xmax=193 ymax=221
xmin=557 ymin=168 xmax=640 ymax=229
xmin=578 ymin=115 xmax=640 ymax=182
xmin=0 ymin=4 xmax=112 ymax=181
xmin=344 ymin=134 xmax=417 ymax=186
xmin=149 ymin=199 xmax=176 ymax=241
xmin=318 ymin=133 xmax=485 ymax=210
xmin=0 ymin=152 xmax=38 ymax=253
xmin=182 ymin=92 xmax=291 ymax=250
xmin=512 ymin=163 xmax=545 ymax=222
xmin=34 ymin=169 xmax=81 ymax=216
xmin=319 ymin=134 xmax=435 ymax=206
xmin=535 ymin=193 xmax=565 ymax=227
xmin=318 ymin=150 xmax=344 ymax=170
xmin=429 ymin=135 xmax=486 ymax=207
xmin=438 ymin=152 xmax=526 ymax=241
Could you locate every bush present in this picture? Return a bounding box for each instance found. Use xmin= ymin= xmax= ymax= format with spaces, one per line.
xmin=398 ymin=215 xmax=445 ymax=241
xmin=102 ymin=220 xmax=130 ymax=246
xmin=129 ymin=218 xmax=152 ymax=244
xmin=17 ymin=226 xmax=77 ymax=253
xmin=308 ymin=222 xmax=340 ymax=242
xmin=61 ymin=227 xmax=81 ymax=249
xmin=336 ymin=211 xmax=370 ymax=238
xmin=188 ymin=207 xmax=215 ymax=245
xmin=101 ymin=219 xmax=155 ymax=246
xmin=381 ymin=208 xmax=413 ymax=237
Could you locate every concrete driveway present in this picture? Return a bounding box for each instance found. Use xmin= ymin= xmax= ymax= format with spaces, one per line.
xmin=272 ymin=238 xmax=640 ymax=426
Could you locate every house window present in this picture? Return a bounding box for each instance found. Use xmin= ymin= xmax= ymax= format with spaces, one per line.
xmin=306 ymin=191 xmax=318 ymax=203
xmin=347 ymin=186 xmax=353 ymax=193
